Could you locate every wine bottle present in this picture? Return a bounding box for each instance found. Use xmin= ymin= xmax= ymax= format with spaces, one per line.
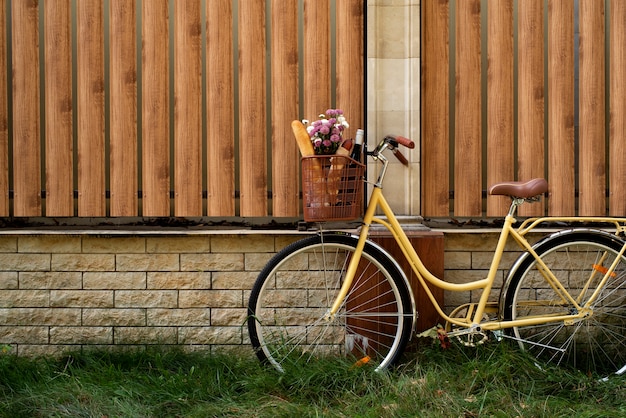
xmin=350 ymin=129 xmax=364 ymax=163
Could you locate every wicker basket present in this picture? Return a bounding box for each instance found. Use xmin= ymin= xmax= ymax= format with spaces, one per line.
xmin=301 ymin=155 xmax=365 ymax=222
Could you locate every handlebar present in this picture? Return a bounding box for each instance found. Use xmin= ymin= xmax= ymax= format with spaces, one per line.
xmin=366 ymin=134 xmax=414 ymax=186
xmin=370 ymin=135 xmax=414 ymax=166
xmin=390 ymin=135 xmax=415 ymax=149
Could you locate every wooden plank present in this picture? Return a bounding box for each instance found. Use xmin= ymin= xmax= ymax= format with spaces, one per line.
xmin=335 ymin=0 xmax=364 ymax=138
xmin=0 ymin=0 xmax=9 ymax=216
xmin=578 ymin=0 xmax=606 ymax=216
xmin=174 ymin=0 xmax=202 ymax=216
xmin=270 ymin=0 xmax=299 ymax=217
xmin=77 ymin=0 xmax=105 ymax=216
xmin=206 ymin=0 xmax=235 ymax=216
xmin=454 ymin=0 xmax=482 ymax=217
xmin=238 ymin=0 xmax=267 ymax=216
xmin=517 ymin=0 xmax=545 ymax=217
xmin=486 ymin=0 xmax=514 ymax=217
xmin=547 ymin=0 xmax=575 ymax=216
xmin=609 ymin=0 xmax=626 ymax=216
xmin=12 ymin=0 xmax=41 ymax=216
xmin=109 ymin=0 xmax=137 ymax=216
xmin=141 ymin=0 xmax=170 ymax=216
xmin=303 ymin=0 xmax=330 ymax=118
xmin=44 ymin=0 xmax=73 ymax=216
xmin=421 ymin=0 xmax=450 ymax=217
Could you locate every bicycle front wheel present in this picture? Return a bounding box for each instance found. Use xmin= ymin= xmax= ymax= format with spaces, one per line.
xmin=502 ymin=230 xmax=626 ymax=378
xmin=247 ymin=233 xmax=414 ymax=373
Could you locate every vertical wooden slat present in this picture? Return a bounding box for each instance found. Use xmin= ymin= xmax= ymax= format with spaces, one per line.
xmin=454 ymin=0 xmax=482 ymax=216
xmin=206 ymin=0 xmax=235 ymax=216
xmin=547 ymin=0 xmax=575 ymax=216
xmin=238 ymin=0 xmax=267 ymax=216
xmin=578 ymin=0 xmax=606 ymax=216
xmin=141 ymin=0 xmax=170 ymax=216
xmin=0 ymin=0 xmax=9 ymax=216
xmin=335 ymin=0 xmax=364 ymax=137
xmin=174 ymin=0 xmax=202 ymax=216
xmin=12 ymin=0 xmax=41 ymax=216
xmin=109 ymin=0 xmax=137 ymax=216
xmin=44 ymin=0 xmax=73 ymax=216
xmin=609 ymin=0 xmax=626 ymax=216
xmin=303 ymin=0 xmax=330 ymax=118
xmin=421 ymin=0 xmax=450 ymax=217
xmin=270 ymin=0 xmax=299 ymax=217
xmin=517 ymin=0 xmax=545 ymax=217
xmin=77 ymin=0 xmax=105 ymax=216
xmin=486 ymin=0 xmax=514 ymax=216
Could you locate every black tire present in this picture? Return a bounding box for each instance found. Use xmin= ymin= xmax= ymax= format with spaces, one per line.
xmin=502 ymin=230 xmax=626 ymax=378
xmin=247 ymin=233 xmax=414 ymax=373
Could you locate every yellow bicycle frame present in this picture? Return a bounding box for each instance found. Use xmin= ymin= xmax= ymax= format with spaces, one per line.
xmin=327 ymin=185 xmax=626 ymax=333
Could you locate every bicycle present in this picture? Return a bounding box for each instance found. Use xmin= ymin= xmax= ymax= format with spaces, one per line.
xmin=247 ymin=133 xmax=626 ymax=380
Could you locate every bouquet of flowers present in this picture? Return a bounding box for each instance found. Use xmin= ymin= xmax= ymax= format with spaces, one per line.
xmin=303 ymin=109 xmax=349 ymax=155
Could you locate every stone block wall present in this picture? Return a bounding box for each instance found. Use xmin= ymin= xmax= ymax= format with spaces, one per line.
xmin=0 ymin=231 xmax=304 ymax=357
xmin=0 ymin=229 xmax=546 ymax=357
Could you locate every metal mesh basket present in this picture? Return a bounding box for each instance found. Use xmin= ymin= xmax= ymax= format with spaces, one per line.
xmin=301 ymin=155 xmax=365 ymax=222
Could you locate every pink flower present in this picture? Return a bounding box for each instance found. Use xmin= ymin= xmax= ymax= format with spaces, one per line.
xmin=302 ymin=108 xmax=349 ymax=155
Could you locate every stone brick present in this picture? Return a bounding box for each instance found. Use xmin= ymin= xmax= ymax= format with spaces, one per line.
xmin=17 ymin=345 xmax=74 ymax=358
xmin=51 ymin=254 xmax=115 ymax=271
xmin=0 ymin=326 xmax=48 ymax=344
xmin=82 ymin=237 xmax=146 ymax=253
xmin=147 ymin=272 xmax=211 ymax=289
xmin=471 ymin=250 xmax=520 ymax=270
xmin=83 ymin=272 xmax=146 ymax=289
xmin=212 ymin=271 xmax=257 ymax=289
xmin=0 ymin=254 xmax=50 ymax=272
xmin=0 ymin=237 xmax=17 ymax=252
xmin=210 ymin=235 xmax=275 ymax=253
xmin=244 ymin=253 xmax=273 ymax=271
xmin=114 ymin=326 xmax=177 ymax=344
xmin=0 ymin=272 xmax=18 ymax=289
xmin=18 ymin=236 xmax=81 ymax=253
xmin=180 ymin=253 xmax=243 ymax=272
xmin=178 ymin=326 xmax=242 ymax=345
xmin=82 ymin=308 xmax=146 ymax=326
xmin=211 ymin=308 xmax=247 ymax=326
xmin=147 ymin=308 xmax=211 ymax=326
xmin=50 ymin=326 xmax=112 ymax=344
xmin=115 ymin=290 xmax=178 ymax=308
xmin=146 ymin=236 xmax=210 ymax=253
xmin=179 ymin=290 xmax=242 ymax=308
xmin=19 ymin=272 xmax=82 ymax=289
xmin=444 ymin=251 xmax=471 ymax=270
xmin=115 ymin=254 xmax=179 ymax=272
xmin=0 ymin=290 xmax=49 ymax=307
xmin=0 ymin=308 xmax=81 ymax=326
xmin=50 ymin=290 xmax=114 ymax=308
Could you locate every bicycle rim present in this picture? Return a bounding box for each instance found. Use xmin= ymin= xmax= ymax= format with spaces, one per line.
xmin=247 ymin=234 xmax=413 ymax=373
xmin=504 ymin=231 xmax=626 ymax=378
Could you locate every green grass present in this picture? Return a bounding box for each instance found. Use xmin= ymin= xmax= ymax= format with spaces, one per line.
xmin=0 ymin=341 xmax=624 ymax=417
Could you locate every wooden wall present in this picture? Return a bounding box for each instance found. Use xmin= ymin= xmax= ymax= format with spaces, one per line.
xmin=422 ymin=0 xmax=626 ymax=218
xmin=1 ymin=0 xmax=364 ymax=218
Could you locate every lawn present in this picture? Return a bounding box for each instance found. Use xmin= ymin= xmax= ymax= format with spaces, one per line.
xmin=0 ymin=341 xmax=624 ymax=417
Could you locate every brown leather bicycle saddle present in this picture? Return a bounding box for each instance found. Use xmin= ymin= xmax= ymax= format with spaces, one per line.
xmin=488 ymin=178 xmax=548 ymax=199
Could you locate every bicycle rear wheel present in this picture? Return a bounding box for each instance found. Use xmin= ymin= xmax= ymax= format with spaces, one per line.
xmin=502 ymin=230 xmax=626 ymax=378
xmin=247 ymin=233 xmax=414 ymax=373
